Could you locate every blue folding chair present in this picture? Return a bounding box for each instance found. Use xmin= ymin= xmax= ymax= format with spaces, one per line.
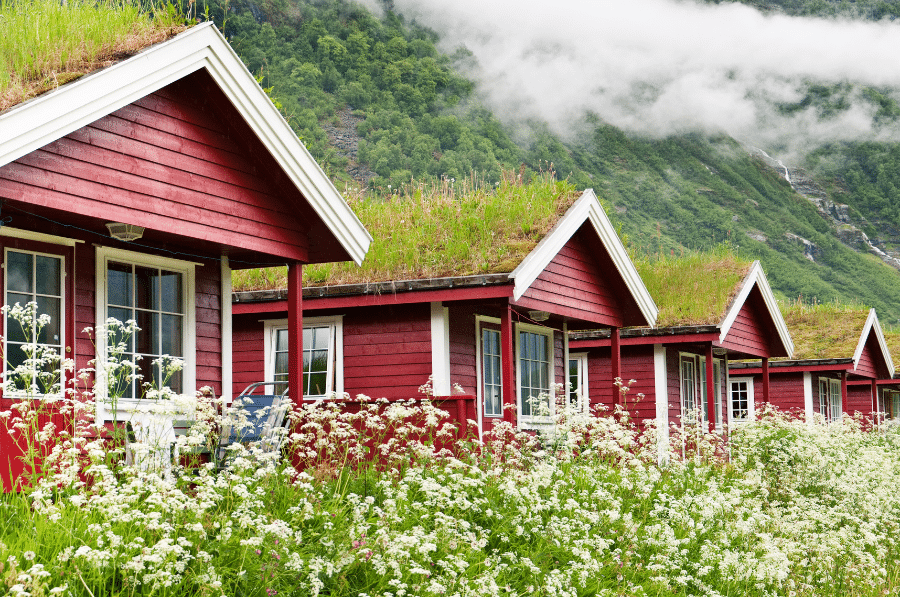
xmin=216 ymin=382 xmax=291 ymax=468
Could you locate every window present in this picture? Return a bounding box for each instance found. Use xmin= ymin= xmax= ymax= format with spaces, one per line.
xmin=568 ymin=353 xmax=588 ymax=412
xmin=481 ymin=327 xmax=502 ymax=417
xmin=95 ymin=248 xmax=195 ymax=411
xmin=818 ymin=378 xmax=842 ymax=422
xmin=4 ymin=248 xmax=64 ymax=393
xmin=700 ymin=357 xmax=723 ymax=426
xmin=516 ymin=324 xmax=553 ymax=421
xmin=264 ymin=317 xmax=342 ymax=398
xmin=729 ymin=378 xmax=755 ymax=423
xmin=887 ymin=390 xmax=900 ymax=419
xmin=680 ymin=355 xmax=697 ymax=420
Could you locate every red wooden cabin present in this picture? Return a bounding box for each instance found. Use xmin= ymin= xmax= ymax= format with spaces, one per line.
xmin=232 ymin=189 xmax=658 ymax=438
xmin=730 ymin=307 xmax=894 ymax=424
xmin=0 ymin=23 xmax=371 ymax=487
xmin=569 ymin=258 xmax=793 ymax=446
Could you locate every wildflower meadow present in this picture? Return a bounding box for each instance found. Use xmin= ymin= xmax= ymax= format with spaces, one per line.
xmin=0 ymin=304 xmax=899 ymax=596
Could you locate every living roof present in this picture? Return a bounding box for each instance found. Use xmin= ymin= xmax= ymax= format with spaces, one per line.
xmin=232 ymin=175 xmax=582 ymax=291
xmin=778 ymin=300 xmax=871 ymax=360
xmin=631 ymin=249 xmax=752 ymax=328
xmin=0 ymin=0 xmax=186 ymax=114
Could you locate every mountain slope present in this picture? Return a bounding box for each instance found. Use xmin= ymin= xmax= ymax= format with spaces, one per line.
xmin=210 ymin=0 xmax=900 ymax=324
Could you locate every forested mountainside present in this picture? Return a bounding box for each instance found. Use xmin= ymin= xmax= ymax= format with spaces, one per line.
xmin=202 ymin=0 xmax=900 ymax=325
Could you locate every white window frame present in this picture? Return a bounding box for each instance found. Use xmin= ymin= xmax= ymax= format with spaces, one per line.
xmin=679 ymin=353 xmax=698 ymax=422
xmin=3 ymin=247 xmax=66 ymax=397
xmin=889 ymin=390 xmax=900 ymax=420
xmin=94 ymin=247 xmax=196 ymax=422
xmin=263 ymin=316 xmax=343 ymax=399
xmin=699 ymin=356 xmax=724 ymax=428
xmin=568 ymin=352 xmax=589 ymax=413
xmin=729 ymin=377 xmax=755 ymax=425
xmin=515 ymin=322 xmax=555 ymax=426
xmin=829 ymin=378 xmax=842 ymax=423
xmin=818 ymin=377 xmax=843 ymax=422
xmin=475 ymin=316 xmax=503 ymax=420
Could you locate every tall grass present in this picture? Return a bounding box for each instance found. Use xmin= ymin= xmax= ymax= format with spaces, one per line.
xmin=0 ymin=0 xmax=186 ymax=112
xmin=233 ymin=170 xmax=582 ymax=291
xmin=633 ymin=245 xmax=751 ymax=327
xmin=778 ymin=297 xmax=872 ymax=359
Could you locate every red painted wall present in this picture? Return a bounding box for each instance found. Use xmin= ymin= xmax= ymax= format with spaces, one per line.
xmin=519 ymin=226 xmax=626 ymax=326
xmin=586 ymin=346 xmax=657 ymax=424
xmin=722 ymin=286 xmax=774 ymax=358
xmin=0 ymin=71 xmax=312 ymax=263
xmin=342 ymin=305 xmax=432 ymax=400
xmin=448 ymin=305 xmax=477 ymax=395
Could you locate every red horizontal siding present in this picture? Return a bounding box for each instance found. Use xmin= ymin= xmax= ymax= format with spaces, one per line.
xmin=587 ymin=346 xmax=657 ymax=424
xmin=519 ymin=226 xmax=624 ymax=326
xmin=0 ymin=71 xmax=312 ymax=261
xmin=448 ymin=305 xmax=477 ymax=396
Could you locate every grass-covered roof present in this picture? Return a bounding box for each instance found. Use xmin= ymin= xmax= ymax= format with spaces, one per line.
xmin=630 ymin=249 xmax=752 ymax=328
xmin=232 ymin=175 xmax=582 ymax=291
xmin=0 ymin=0 xmax=186 ymax=113
xmin=777 ymin=300 xmax=871 ymax=360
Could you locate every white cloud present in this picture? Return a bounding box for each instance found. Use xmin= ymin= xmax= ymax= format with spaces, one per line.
xmin=390 ymin=0 xmax=900 ymax=158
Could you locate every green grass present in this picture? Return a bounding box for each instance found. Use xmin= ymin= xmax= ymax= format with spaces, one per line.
xmin=0 ymin=0 xmax=186 ymax=113
xmin=778 ymin=298 xmax=872 ymax=360
xmin=232 ymin=173 xmax=582 ymax=291
xmin=632 ymin=246 xmax=752 ymax=327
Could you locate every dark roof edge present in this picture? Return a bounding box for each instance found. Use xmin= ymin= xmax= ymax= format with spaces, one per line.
xmin=233 ymin=273 xmax=513 ymax=303
xmin=569 ymin=324 xmax=721 ymax=340
xmin=731 ymin=357 xmax=855 ymax=369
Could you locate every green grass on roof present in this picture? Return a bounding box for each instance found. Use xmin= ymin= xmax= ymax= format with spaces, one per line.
xmin=0 ymin=0 xmax=186 ymax=113
xmin=632 ymin=247 xmax=752 ymax=328
xmin=883 ymin=330 xmax=900 ymax=366
xmin=778 ymin=299 xmax=870 ymax=360
xmin=232 ymin=173 xmax=582 ymax=291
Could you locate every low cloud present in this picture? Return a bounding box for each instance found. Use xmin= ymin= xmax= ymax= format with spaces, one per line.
xmin=386 ymin=0 xmax=900 ymax=159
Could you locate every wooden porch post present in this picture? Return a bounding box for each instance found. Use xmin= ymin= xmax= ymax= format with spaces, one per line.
xmin=610 ymin=326 xmax=621 ymax=403
xmin=287 ymin=262 xmax=304 ymax=406
xmin=872 ymin=379 xmax=879 ymax=424
xmin=500 ymin=305 xmax=515 ymax=425
xmin=705 ymin=344 xmax=716 ymax=431
xmin=762 ymin=357 xmax=770 ymax=407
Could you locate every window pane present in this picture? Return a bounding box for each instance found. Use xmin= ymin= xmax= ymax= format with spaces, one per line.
xmin=6 ymin=292 xmax=31 ymax=343
xmin=35 ymin=255 xmax=60 ymax=296
xmin=159 ymin=271 xmax=182 ymax=314
xmin=107 ymin=262 xmax=132 ymax=307
xmin=35 ymin=296 xmax=60 ymax=346
xmin=135 ymin=310 xmax=154 ymax=356
xmin=6 ymin=252 xmax=32 ymax=294
xmin=275 ymin=351 xmax=289 ymax=379
xmin=160 ymin=314 xmax=183 ymax=357
xmin=134 ymin=266 xmax=155 ymax=310
xmin=108 ymin=307 xmax=134 ymax=352
xmin=276 ymin=329 xmax=288 ymax=353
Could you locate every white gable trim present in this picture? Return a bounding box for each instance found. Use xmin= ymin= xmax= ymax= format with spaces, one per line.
xmin=718 ymin=261 xmax=793 ymax=358
xmin=0 ymin=23 xmax=371 ymax=265
xmin=508 ymin=189 xmax=657 ymax=327
xmin=853 ymin=308 xmax=894 ymax=375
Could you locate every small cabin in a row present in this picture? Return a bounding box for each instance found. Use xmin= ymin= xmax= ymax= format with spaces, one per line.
xmin=232 ymin=186 xmax=658 ymax=436
xmin=0 ymin=24 xmax=372 ymax=488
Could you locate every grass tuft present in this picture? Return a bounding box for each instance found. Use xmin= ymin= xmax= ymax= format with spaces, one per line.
xmin=233 ymin=171 xmax=583 ymax=291
xmin=0 ymin=0 xmax=188 ymax=113
xmin=633 ymin=246 xmax=751 ymax=327
xmin=778 ymin=298 xmax=871 ymax=360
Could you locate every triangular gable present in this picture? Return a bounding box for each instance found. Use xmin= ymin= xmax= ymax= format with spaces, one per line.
xmin=719 ymin=261 xmax=793 ymax=357
xmin=853 ymin=308 xmax=894 ymax=376
xmin=509 ymin=189 xmax=658 ymax=327
xmin=0 ymin=23 xmax=371 ymax=265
